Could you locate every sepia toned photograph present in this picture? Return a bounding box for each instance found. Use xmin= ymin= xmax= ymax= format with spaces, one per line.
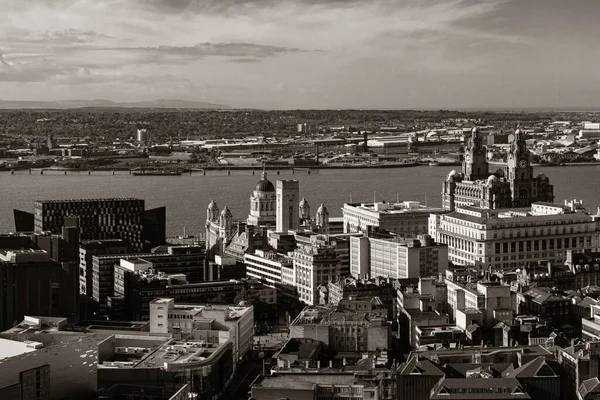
xmin=0 ymin=1 xmax=599 ymax=399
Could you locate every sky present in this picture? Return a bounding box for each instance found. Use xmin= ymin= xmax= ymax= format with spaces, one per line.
xmin=1 ymin=0 xmax=599 ymax=109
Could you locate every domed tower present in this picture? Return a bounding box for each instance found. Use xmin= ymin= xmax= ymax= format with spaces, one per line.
xmin=206 ymin=200 xmax=219 ymax=223
xmin=247 ymin=171 xmax=276 ymax=227
xmin=219 ymin=206 xmax=233 ymax=239
xmin=442 ymin=170 xmax=463 ymax=211
xmin=316 ymin=204 xmax=330 ymax=234
xmin=299 ymin=198 xmax=311 ymax=223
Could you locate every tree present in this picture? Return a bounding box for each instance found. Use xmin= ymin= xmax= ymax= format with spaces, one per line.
xmin=234 ymin=287 xmax=262 ymax=305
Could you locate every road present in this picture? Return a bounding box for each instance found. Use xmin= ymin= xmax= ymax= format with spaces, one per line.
xmin=220 ymin=356 xmax=267 ymax=400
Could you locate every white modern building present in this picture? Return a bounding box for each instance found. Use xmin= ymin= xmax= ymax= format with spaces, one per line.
xmin=350 ymin=234 xmax=448 ymax=279
xmin=244 ymin=249 xmax=293 ymax=290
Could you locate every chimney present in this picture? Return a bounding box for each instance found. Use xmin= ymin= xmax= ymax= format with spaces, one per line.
xmin=317 ymin=360 xmax=321 ymax=369
xmin=329 ymin=360 xmax=333 ymax=368
xmin=315 ymin=143 xmax=320 ymax=164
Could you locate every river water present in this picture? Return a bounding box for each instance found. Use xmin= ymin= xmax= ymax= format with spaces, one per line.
xmin=0 ymin=166 xmax=595 ymax=236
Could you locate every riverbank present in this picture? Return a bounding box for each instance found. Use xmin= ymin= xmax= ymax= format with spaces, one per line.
xmin=490 ymin=161 xmax=600 ymax=168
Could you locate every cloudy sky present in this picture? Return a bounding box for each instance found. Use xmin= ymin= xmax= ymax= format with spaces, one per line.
xmin=1 ymin=0 xmax=598 ymax=109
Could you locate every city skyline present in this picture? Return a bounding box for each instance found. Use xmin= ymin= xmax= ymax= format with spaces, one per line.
xmin=2 ymin=0 xmax=600 ymax=109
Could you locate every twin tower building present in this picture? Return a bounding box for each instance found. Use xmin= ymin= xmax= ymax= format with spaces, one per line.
xmin=205 ymin=172 xmax=330 ymax=257
xmin=442 ymin=127 xmax=554 ymax=211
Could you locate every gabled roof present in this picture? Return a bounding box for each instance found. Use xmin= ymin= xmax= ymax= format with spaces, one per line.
xmin=430 ymin=377 xmax=530 ymax=399
xmin=579 ymin=377 xmax=600 ymax=398
xmin=504 ymin=356 xmax=558 ymax=379
xmin=445 ymin=363 xmax=512 ymax=378
xmin=397 ymin=356 xmax=444 ymax=376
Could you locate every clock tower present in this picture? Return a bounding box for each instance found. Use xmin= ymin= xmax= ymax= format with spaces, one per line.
xmin=462 ymin=127 xmax=489 ymax=181
xmin=506 ymin=127 xmax=535 ymax=207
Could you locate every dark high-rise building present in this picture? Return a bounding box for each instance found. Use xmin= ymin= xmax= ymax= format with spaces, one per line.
xmin=143 ymin=206 xmax=166 ymax=249
xmin=0 ymin=250 xmax=63 ymax=330
xmin=31 ymin=198 xmax=165 ymax=252
xmin=113 ymin=265 xmax=245 ymax=320
xmin=91 ymin=246 xmax=207 ymax=315
xmin=13 ymin=209 xmax=34 ymax=232
xmin=79 ymin=239 xmax=128 ymax=297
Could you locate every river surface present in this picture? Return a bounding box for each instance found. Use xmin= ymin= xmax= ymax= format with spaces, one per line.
xmin=0 ymin=166 xmax=595 ymax=236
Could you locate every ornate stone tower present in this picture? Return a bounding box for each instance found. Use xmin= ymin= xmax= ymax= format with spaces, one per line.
xmin=219 ymin=206 xmax=233 ymax=240
xmin=299 ymin=198 xmax=311 ymax=223
xmin=462 ymin=127 xmax=489 ymax=181
xmin=505 ymin=127 xmax=535 ymax=207
xmin=206 ymin=200 xmax=219 ymax=223
xmin=316 ymin=204 xmax=330 ymax=234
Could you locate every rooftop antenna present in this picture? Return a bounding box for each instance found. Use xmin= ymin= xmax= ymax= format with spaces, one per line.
xmin=373 ymin=191 xmax=376 ymax=204
xmin=183 ymin=226 xmax=186 ymax=237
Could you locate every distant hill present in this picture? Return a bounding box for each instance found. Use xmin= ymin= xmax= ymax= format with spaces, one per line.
xmin=0 ymin=99 xmax=229 ymax=110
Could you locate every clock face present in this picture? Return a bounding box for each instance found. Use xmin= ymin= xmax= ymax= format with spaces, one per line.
xmin=519 ymin=159 xmax=527 ymax=168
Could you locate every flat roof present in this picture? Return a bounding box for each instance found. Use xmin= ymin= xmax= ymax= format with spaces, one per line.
xmin=35 ymin=198 xmax=143 ymax=203
xmin=0 ymin=338 xmax=37 ymax=360
xmin=255 ymin=374 xmax=358 ymax=390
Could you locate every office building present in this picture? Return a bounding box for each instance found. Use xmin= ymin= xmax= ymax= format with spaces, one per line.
xmin=431 ymin=201 xmax=600 ymax=270
xmin=244 ymin=249 xmax=293 ymax=292
xmin=113 ymin=259 xmax=246 ymax=320
xmin=290 ymin=305 xmax=390 ymax=352
xmin=251 ymin=374 xmax=382 ymax=400
xmin=149 ymin=298 xmax=253 ymax=367
xmin=442 ymin=127 xmax=554 ymax=211
xmin=342 ymin=200 xmax=445 ymax=237
xmin=350 ymin=233 xmax=448 ymax=279
xmin=31 ymin=198 xmax=165 ymax=252
xmin=79 ymin=239 xmax=128 ymax=297
xmin=276 ymin=180 xmax=300 ymax=232
xmin=325 ymin=276 xmax=395 ymax=309
xmin=91 ymin=246 xmax=207 ymax=314
xmin=292 ymin=244 xmax=341 ymax=305
xmin=444 ymin=278 xmax=512 ymax=329
xmin=0 ymin=250 xmax=65 ymax=331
